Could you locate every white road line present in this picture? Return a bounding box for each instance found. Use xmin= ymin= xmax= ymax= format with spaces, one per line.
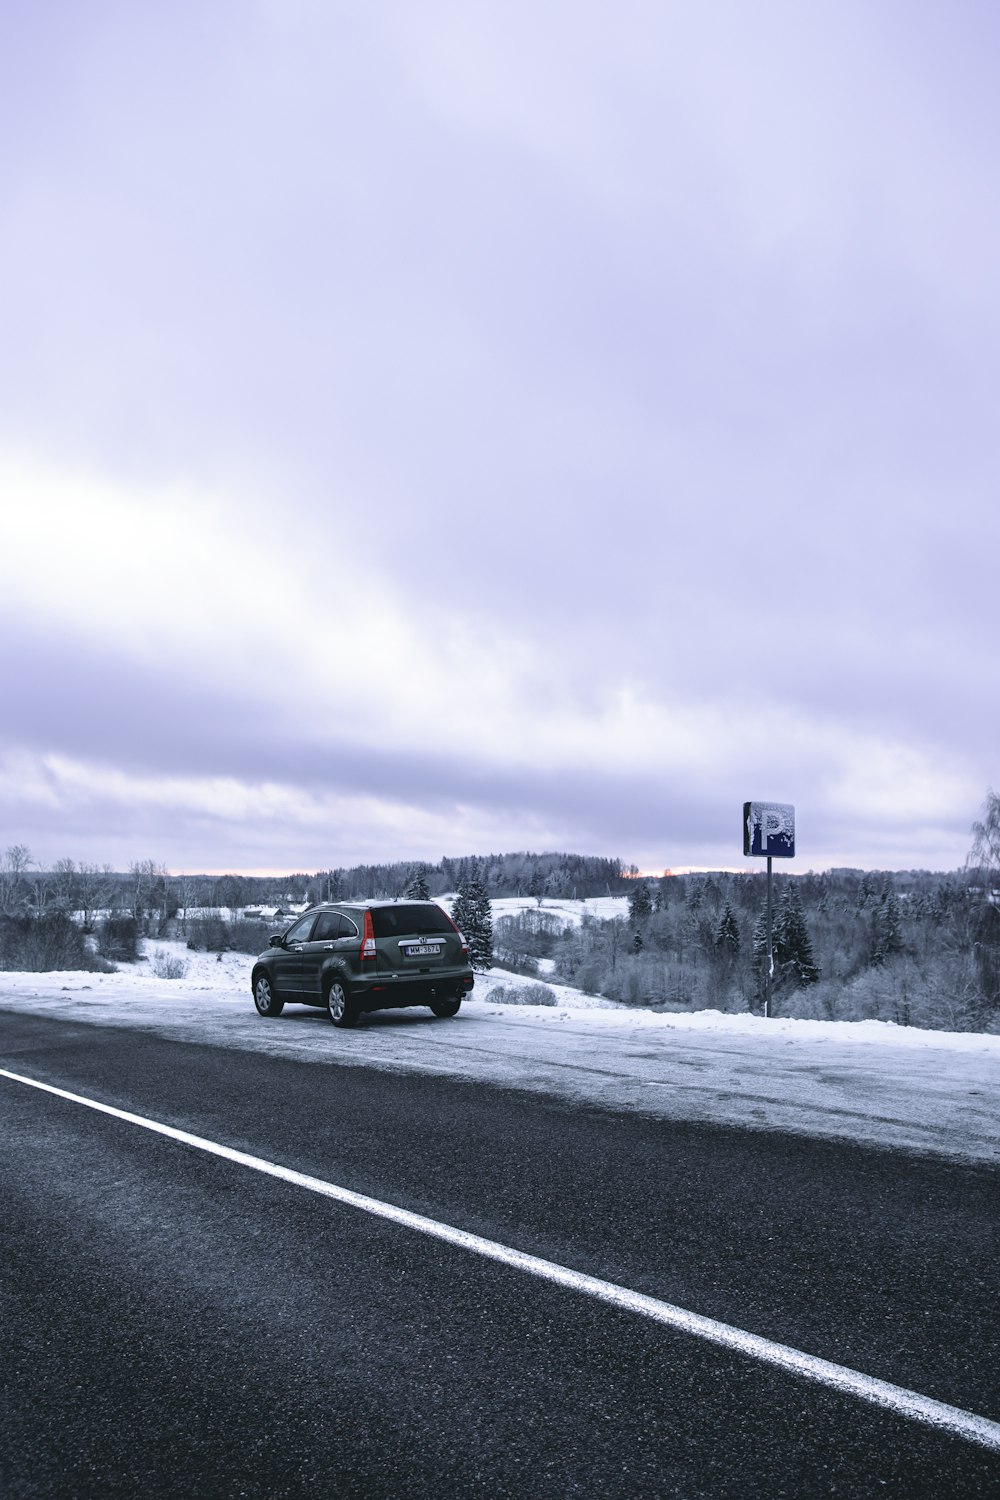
xmin=4 ymin=1065 xmax=1000 ymax=1455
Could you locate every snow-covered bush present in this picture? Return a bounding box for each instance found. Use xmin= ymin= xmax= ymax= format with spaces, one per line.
xmin=0 ymin=913 xmax=112 ymax=973
xmin=185 ymin=914 xmax=229 ymax=952
xmin=97 ymin=915 xmax=139 ymax=963
xmin=150 ymin=949 xmax=187 ymax=980
xmin=839 ymin=953 xmax=985 ymax=1031
xmin=185 ymin=915 xmax=272 ymax=954
xmin=488 ymin=982 xmax=557 ymax=1007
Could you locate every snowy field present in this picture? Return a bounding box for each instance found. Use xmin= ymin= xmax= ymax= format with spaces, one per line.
xmin=1 ymin=938 xmax=998 ymax=1168
xmin=176 ymin=895 xmax=632 ymax=927
xmin=490 ymin=895 xmax=629 ymax=925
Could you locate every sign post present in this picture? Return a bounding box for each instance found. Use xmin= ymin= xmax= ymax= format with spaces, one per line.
xmin=743 ymin=802 xmax=796 ymax=1018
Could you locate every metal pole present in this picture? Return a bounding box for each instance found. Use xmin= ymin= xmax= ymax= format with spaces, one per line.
xmin=773 ymin=858 xmax=779 ymax=1020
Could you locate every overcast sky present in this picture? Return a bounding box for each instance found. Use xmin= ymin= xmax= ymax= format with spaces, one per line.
xmin=2 ymin=1 xmax=997 ymax=876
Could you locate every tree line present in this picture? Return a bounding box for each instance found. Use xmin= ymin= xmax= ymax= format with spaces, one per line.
xmin=0 ymin=849 xmax=637 ymax=924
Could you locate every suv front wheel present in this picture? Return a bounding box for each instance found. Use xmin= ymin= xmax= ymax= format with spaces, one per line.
xmin=253 ymin=972 xmax=284 ymax=1018
xmin=326 ymin=978 xmax=358 ymax=1028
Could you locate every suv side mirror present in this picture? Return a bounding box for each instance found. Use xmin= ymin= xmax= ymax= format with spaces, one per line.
xmin=269 ymin=934 xmax=284 ymax=948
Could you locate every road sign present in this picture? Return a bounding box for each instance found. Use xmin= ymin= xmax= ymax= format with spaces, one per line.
xmin=743 ymin=802 xmax=795 ymax=859
xmin=743 ymin=800 xmax=796 ymax=1020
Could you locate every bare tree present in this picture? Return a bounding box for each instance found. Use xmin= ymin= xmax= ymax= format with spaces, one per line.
xmin=77 ymin=863 xmax=115 ymax=929
xmin=128 ymin=860 xmax=168 ymax=927
xmin=173 ymin=873 xmax=197 ymax=934
xmin=212 ymin=873 xmax=249 ymax=914
xmin=606 ymin=913 xmax=626 ymax=973
xmin=969 ymin=788 xmax=1000 ymax=887
xmin=0 ymin=845 xmax=33 ymax=915
xmin=51 ymin=857 xmax=78 ymax=912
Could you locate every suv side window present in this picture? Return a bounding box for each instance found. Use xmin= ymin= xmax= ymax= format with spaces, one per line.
xmin=312 ymin=911 xmax=343 ymax=941
xmin=284 ymin=915 xmax=316 ymax=944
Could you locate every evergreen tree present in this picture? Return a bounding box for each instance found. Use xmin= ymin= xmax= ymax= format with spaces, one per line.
xmin=452 ymin=877 xmax=493 ymax=971
xmin=632 ymin=930 xmax=644 ymax=953
xmin=404 ymin=866 xmax=430 ymax=900
xmin=855 ymin=875 xmax=877 ymax=912
xmin=628 ymin=880 xmax=653 ymax=926
xmin=773 ymin=887 xmax=820 ymax=987
xmin=870 ymin=886 xmax=903 ymax=966
xmin=714 ymin=902 xmax=740 ymax=954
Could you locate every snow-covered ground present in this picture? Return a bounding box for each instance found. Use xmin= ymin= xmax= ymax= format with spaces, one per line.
xmin=174 ymin=895 xmax=626 ymax=927
xmin=489 ymin=895 xmax=629 ymax=925
xmin=1 ymin=939 xmax=998 ymax=1168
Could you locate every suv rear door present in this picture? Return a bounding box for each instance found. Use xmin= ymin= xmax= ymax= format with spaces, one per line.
xmin=299 ymin=909 xmax=360 ymax=997
xmin=370 ymin=903 xmax=465 ymax=975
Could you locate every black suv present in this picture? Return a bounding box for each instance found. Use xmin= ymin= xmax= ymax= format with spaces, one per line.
xmin=250 ymin=900 xmax=475 ymax=1027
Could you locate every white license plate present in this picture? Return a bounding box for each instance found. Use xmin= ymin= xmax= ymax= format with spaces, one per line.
xmin=404 ymin=944 xmax=442 ymax=958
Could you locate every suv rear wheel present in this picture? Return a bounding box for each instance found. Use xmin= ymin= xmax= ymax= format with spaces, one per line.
xmin=253 ymin=972 xmax=284 ymax=1018
xmin=326 ymin=978 xmax=358 ymax=1028
xmin=429 ymin=996 xmax=462 ymax=1018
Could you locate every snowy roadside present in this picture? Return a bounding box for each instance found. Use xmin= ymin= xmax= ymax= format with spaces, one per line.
xmin=1 ymin=940 xmax=998 ymax=1167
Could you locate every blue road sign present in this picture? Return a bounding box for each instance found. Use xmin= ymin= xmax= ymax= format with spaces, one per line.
xmin=744 ymin=802 xmax=796 ymax=858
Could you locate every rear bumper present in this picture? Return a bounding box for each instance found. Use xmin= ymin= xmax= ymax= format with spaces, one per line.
xmin=351 ymin=968 xmax=475 ymax=1011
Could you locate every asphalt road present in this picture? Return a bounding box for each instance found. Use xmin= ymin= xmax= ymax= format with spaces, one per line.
xmin=1 ymin=1009 xmax=999 ymax=1498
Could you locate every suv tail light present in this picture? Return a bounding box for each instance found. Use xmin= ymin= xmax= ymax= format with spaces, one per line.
xmin=361 ymin=909 xmax=377 ymax=961
xmin=446 ymin=910 xmax=469 ymax=958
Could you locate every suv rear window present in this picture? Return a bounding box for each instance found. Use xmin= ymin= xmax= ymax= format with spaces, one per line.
xmin=370 ymin=904 xmax=453 ymax=937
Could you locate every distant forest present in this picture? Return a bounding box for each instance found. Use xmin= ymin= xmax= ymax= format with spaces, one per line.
xmin=2 ymin=814 xmax=999 ymax=1033
xmin=0 ymin=848 xmax=640 ymax=918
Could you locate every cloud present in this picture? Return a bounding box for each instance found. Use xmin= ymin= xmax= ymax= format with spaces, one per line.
xmin=0 ymin=4 xmax=997 ymax=872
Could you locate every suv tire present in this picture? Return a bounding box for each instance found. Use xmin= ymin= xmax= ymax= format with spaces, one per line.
xmin=326 ymin=978 xmax=358 ymax=1028
xmin=253 ymin=972 xmax=284 ymax=1017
